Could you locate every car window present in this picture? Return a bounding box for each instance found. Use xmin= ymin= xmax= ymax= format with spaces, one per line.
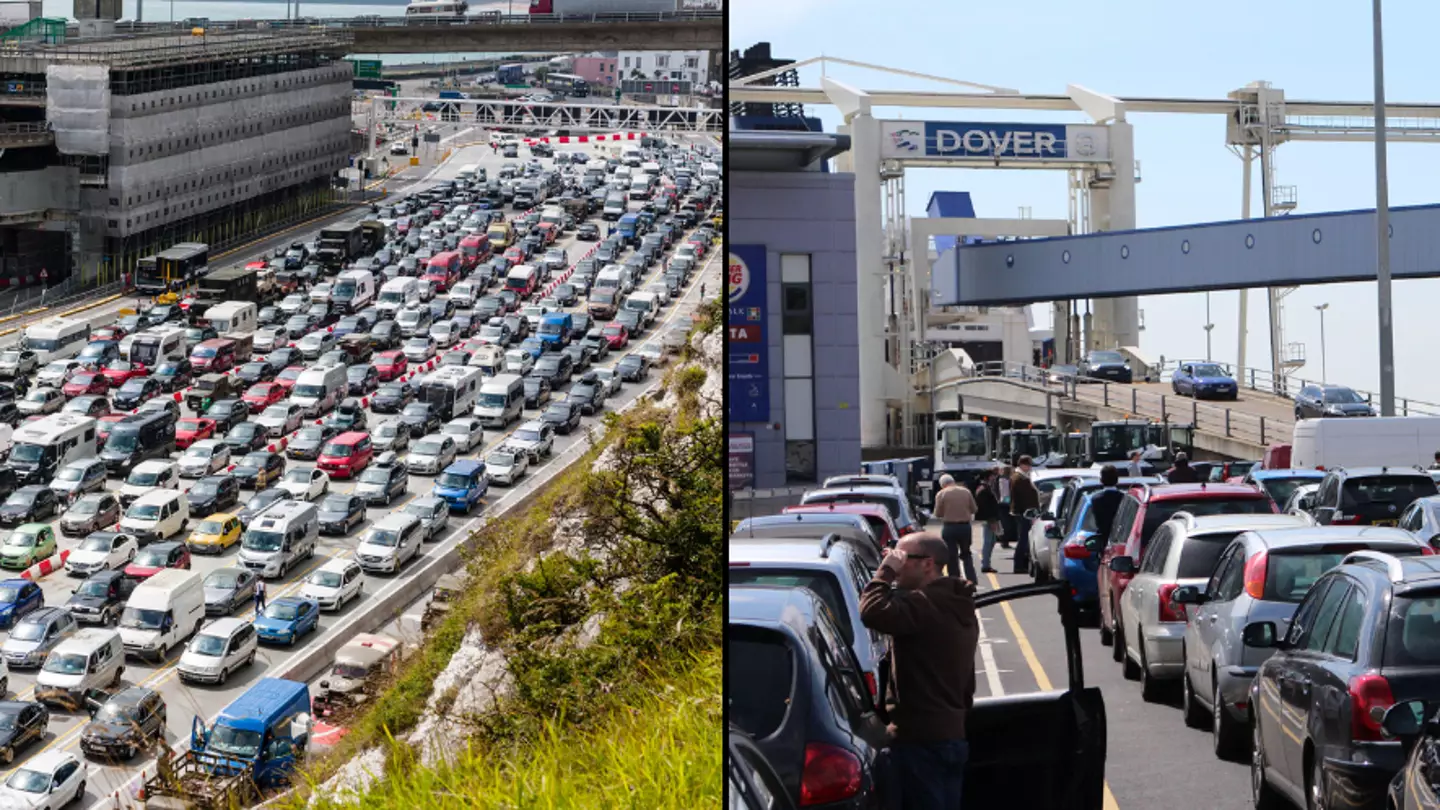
xmin=1141 ymin=529 xmax=1171 ymax=574
xmin=1218 ymin=546 xmax=1249 ymax=601
xmin=1286 ymin=577 xmax=1334 ymax=646
xmin=1177 ymin=532 xmax=1242 ymax=579
xmin=1340 ymin=476 xmax=1437 ymax=511
xmin=724 ymin=569 xmax=853 ymax=646
xmin=1207 ymin=546 xmax=1237 ymax=597
xmin=1327 ymin=584 xmax=1367 ymax=660
xmin=810 ymin=607 xmax=873 ymax=726
xmin=1108 ymin=497 xmax=1137 ymax=547
xmin=726 ymin=626 xmax=794 ymax=740
xmin=1301 ymin=580 xmax=1350 ymax=652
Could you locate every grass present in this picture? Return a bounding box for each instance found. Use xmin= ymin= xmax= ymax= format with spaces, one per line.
xmin=306 ymin=647 xmax=722 ymax=810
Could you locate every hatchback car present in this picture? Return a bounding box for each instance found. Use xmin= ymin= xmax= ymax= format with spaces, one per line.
xmin=202 ymin=567 xmax=256 ymax=616
xmin=301 ymin=558 xmax=364 ymax=611
xmin=178 ymin=617 xmax=258 ymax=686
xmin=80 ymin=686 xmax=165 ymax=761
xmin=1 ymin=608 xmax=77 ymax=669
xmin=60 ymin=495 xmax=122 ymax=540
xmin=254 ymin=597 xmax=321 ymax=646
xmin=1294 ymin=383 xmax=1376 ymax=419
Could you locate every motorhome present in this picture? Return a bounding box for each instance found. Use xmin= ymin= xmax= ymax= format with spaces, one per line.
xmin=9 ymin=414 xmax=97 ymax=486
xmin=417 ymin=366 xmax=484 ymax=421
xmin=202 ymin=302 xmax=258 ymax=336
xmin=127 ymin=326 xmax=188 ymax=367
xmin=21 ymin=318 xmax=89 ymax=364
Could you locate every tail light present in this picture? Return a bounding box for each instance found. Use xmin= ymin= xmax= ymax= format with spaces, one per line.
xmin=1423 ymin=545 xmax=1437 ymax=556
xmin=1331 ymin=512 xmax=1364 ymax=526
xmin=1243 ymin=551 xmax=1269 ymax=599
xmin=863 ymin=671 xmax=878 ymax=700
xmin=1157 ymin=583 xmax=1186 ymax=623
xmin=799 ymin=742 xmax=863 ymax=806
xmin=1063 ymin=543 xmax=1091 ymax=559
xmin=1348 ymin=674 xmax=1396 ymax=741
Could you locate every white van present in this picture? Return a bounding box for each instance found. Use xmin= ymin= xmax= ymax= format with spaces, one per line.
xmin=334 ymin=269 xmax=377 ymax=314
xmin=699 ymin=161 xmax=720 ymax=183
xmin=539 ymin=206 xmax=566 ymax=229
xmin=292 ymin=365 xmax=347 ymax=416
xmin=628 ymin=175 xmax=652 ymax=201
xmin=624 ymin=291 xmax=659 ymax=329
xmin=603 ymin=194 xmax=627 ymax=221
xmin=593 ymin=265 xmax=627 ymax=295
xmin=378 ymin=277 xmax=421 ymax=317
xmin=202 ymin=302 xmax=258 ymax=337
xmin=621 ymin=147 xmax=643 ymax=167
xmin=21 ymin=318 xmax=89 ymax=364
xmin=119 ymin=460 xmax=179 ymax=507
xmin=475 ymin=373 xmax=525 ymax=428
xmin=238 ymin=499 xmax=318 ymax=579
xmin=355 ymin=513 xmax=424 ymax=574
xmin=35 ymin=628 xmax=124 ymax=705
xmin=126 ymin=326 xmax=188 ymax=367
xmin=120 ymin=490 xmax=189 ymax=543
xmin=640 ymin=161 xmax=661 ymax=178
xmin=1291 ymin=416 xmax=1440 ymax=470
xmin=118 ymin=569 xmax=205 ymax=661
xmin=178 ymin=616 xmax=258 ymax=685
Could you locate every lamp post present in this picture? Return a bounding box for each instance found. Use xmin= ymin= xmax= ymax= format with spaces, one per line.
xmin=1204 ymin=291 xmax=1214 ymax=361
xmin=1373 ymin=0 xmax=1396 ymax=415
xmin=1315 ymin=303 xmax=1330 ymax=382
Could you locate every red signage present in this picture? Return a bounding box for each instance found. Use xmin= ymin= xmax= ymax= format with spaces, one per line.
xmin=729 ymin=324 xmax=761 ymax=342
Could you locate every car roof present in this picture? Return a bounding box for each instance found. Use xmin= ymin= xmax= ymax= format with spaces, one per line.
xmin=729 ymin=538 xmax=859 ymax=566
xmin=133 ymin=460 xmax=172 ymax=472
xmin=202 ymin=616 xmax=250 ymax=636
xmin=315 ymin=557 xmax=358 ymax=573
xmin=1326 ymin=466 xmax=1433 ymax=478
xmin=444 ymin=460 xmax=484 ymax=475
xmin=1243 ymin=525 xmax=1419 ymax=549
xmin=1168 ymin=513 xmax=1313 ymax=534
xmin=1141 ymin=483 xmax=1267 ymax=502
xmin=21 ymin=749 xmax=76 ymax=773
xmin=1249 ymin=469 xmax=1326 ymax=481
xmin=1031 ymin=468 xmax=1100 ymax=482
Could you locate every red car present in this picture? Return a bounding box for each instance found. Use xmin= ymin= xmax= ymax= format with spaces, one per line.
xmin=375 ymin=350 xmax=408 ymax=382
xmin=89 ymin=327 xmax=125 ymax=343
xmin=176 ymin=417 xmax=217 ymax=450
xmin=1097 ymin=482 xmax=1278 ymax=650
xmin=123 ymin=541 xmax=191 ymax=582
xmin=242 ymin=382 xmax=286 ymax=413
xmin=503 ymin=246 xmax=525 ymax=265
xmin=686 ymin=237 xmax=709 ymax=258
xmin=274 ymin=366 xmax=305 ymax=392
xmin=62 ymin=371 xmax=110 ymax=398
xmin=601 ymin=322 xmax=630 ymax=349
xmin=100 ymin=359 xmax=147 ymax=386
xmin=97 ymin=414 xmax=126 ymax=445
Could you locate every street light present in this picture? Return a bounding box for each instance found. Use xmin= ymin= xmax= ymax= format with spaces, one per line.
xmin=1374 ymin=0 xmax=1396 ymax=415
xmin=1203 ymin=291 xmax=1214 ymax=361
xmin=1315 ymin=303 xmax=1330 ymax=382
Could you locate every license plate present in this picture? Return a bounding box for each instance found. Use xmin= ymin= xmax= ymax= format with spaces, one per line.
xmin=1373 ymin=519 xmax=1399 ymax=527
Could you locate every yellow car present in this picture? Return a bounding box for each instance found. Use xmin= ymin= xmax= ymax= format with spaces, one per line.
xmin=186 ymin=513 xmax=242 ymax=554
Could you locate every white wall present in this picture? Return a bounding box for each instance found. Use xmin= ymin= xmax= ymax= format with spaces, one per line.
xmin=616 ymin=50 xmax=708 ymax=85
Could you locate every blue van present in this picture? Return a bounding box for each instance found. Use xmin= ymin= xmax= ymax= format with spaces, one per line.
xmin=433 ymin=460 xmax=489 ymax=514
xmin=617 ymin=213 xmax=640 ymax=243
xmin=538 ymin=312 xmax=573 ymax=349
xmin=190 ymin=677 xmax=312 ymax=786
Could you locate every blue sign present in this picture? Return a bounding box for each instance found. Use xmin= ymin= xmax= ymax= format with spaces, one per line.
xmin=881 ymin=121 xmax=1108 ymax=162
xmin=727 ymin=245 xmax=769 ymax=423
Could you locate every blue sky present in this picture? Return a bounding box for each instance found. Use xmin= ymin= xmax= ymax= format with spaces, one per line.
xmin=731 ymin=0 xmax=1440 ymax=407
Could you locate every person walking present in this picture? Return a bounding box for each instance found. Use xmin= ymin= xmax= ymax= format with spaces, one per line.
xmin=975 ymin=469 xmax=1002 ymax=574
xmin=254 ymin=579 xmax=267 ymax=614
xmin=996 ymin=466 xmax=1013 ymax=550
xmin=1125 ymin=449 xmax=1145 ymax=477
xmin=1166 ymin=452 xmax=1201 ymax=483
xmin=932 ymin=475 xmax=978 ymax=582
xmin=860 ymin=532 xmax=979 ymax=810
xmin=1090 ymin=465 xmax=1126 ymax=546
xmin=1009 ymin=456 xmax=1040 ymax=574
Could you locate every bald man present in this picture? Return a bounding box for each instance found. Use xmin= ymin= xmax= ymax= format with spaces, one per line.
xmin=860 ymin=531 xmax=979 ymax=810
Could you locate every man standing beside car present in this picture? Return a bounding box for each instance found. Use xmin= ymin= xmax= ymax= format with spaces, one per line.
xmin=1009 ymin=456 xmax=1041 ymax=574
xmin=932 ymin=475 xmax=978 ymax=582
xmin=860 ymin=531 xmax=979 ymax=810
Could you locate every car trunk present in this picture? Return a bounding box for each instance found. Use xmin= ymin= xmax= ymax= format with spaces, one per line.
xmin=1379 ymin=587 xmax=1440 ymax=707
xmin=1340 ymin=476 xmax=1438 ymax=527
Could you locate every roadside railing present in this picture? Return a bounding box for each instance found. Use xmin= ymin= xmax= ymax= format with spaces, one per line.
xmin=965 ymin=360 xmax=1288 ymax=450
xmin=106 ymin=11 xmax=723 ymax=35
xmin=1150 ymin=359 xmax=1440 ymax=418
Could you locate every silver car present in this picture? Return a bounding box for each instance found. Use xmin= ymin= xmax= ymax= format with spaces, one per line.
xmin=1398 ymin=495 xmax=1440 ymax=549
xmin=1171 ymin=525 xmax=1426 ymax=757
xmin=1023 ymin=469 xmax=1101 ymax=581
xmin=402 ymin=496 xmax=449 ymax=542
xmin=407 ymin=434 xmax=456 ymax=476
xmin=1 ymin=608 xmax=77 ymax=668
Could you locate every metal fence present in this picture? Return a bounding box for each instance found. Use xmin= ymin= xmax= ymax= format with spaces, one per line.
xmin=1150 ymin=359 xmax=1440 ymax=418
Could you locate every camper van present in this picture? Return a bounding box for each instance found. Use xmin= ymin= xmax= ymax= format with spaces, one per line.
xmin=21 ymin=318 xmax=89 ymax=364
xmin=474 ymin=373 xmax=524 ymax=428
xmin=127 ymin=326 xmax=188 ymax=367
xmin=292 ymin=366 xmax=347 ymax=416
xmin=417 ymin=366 xmax=484 ymax=421
xmin=202 ymin=302 xmax=258 ymax=337
xmin=9 ymin=415 xmax=97 ymax=486
xmin=238 ymin=499 xmax=318 ymax=579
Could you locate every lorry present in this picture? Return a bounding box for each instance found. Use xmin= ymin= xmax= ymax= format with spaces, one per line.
xmin=316 ymin=222 xmax=365 ymax=269
xmin=141 ymin=678 xmax=313 ymax=810
xmin=934 ymin=420 xmax=993 ymax=491
xmin=192 ymin=266 xmax=260 ymax=312
xmin=1087 ymin=418 xmax=1194 ymax=474
xmin=311 ymin=634 xmax=402 ymax=718
xmin=359 ymin=219 xmax=389 ymax=256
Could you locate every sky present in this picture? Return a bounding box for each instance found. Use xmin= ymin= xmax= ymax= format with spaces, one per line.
xmin=730 ymin=0 xmax=1440 ymax=408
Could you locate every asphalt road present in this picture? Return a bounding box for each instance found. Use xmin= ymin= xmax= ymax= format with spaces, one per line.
xmin=0 ymin=135 xmax=721 ymax=806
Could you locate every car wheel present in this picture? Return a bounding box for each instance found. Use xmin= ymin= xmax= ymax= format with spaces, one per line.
xmin=73 ymin=779 xmax=85 ymax=803
xmin=1120 ymin=624 xmax=1141 ymax=680
xmin=1214 ymin=679 xmax=1245 ymax=760
xmin=1138 ymin=636 xmax=1163 ymax=701
xmin=1 ymin=746 xmax=14 ymax=764
xmin=1110 ymin=611 xmax=1124 ymax=662
xmin=1098 ymin=620 xmax=1113 ymax=646
xmin=1181 ymin=663 xmax=1206 ymax=729
xmin=1250 ymin=720 xmax=1283 ymax=809
xmin=218 ymin=667 xmax=229 ymax=686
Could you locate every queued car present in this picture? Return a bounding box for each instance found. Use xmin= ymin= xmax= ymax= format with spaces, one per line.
xmin=1170 ymin=361 xmax=1239 ymax=400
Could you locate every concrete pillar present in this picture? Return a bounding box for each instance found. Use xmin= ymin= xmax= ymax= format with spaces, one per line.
xmin=849 ymin=112 xmax=888 ymax=448
xmin=1107 ymin=121 xmax=1140 ymax=349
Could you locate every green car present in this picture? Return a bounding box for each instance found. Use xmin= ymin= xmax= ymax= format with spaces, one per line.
xmin=0 ymin=524 xmax=56 ymax=570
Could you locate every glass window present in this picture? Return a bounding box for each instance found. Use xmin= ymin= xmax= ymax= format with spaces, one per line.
xmin=1286 ymin=578 xmax=1334 ymax=647
xmin=1218 ymin=548 xmax=1249 ymax=601
xmin=1302 ymin=580 xmax=1349 ymax=652
xmin=726 ymin=569 xmax=852 ymax=645
xmin=1177 ymin=532 xmax=1242 ymax=579
xmin=1328 ymin=585 xmax=1367 ymax=660
xmin=1385 ymin=593 xmax=1440 ymax=666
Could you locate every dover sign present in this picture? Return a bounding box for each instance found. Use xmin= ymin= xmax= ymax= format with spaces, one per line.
xmin=880 ymin=121 xmax=1110 ymax=163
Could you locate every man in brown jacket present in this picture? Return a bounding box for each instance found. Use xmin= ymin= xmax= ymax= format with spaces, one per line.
xmin=932 ymin=474 xmax=978 ymax=582
xmin=1009 ymin=455 xmax=1041 ymax=574
xmin=860 ymin=531 xmax=978 ymax=810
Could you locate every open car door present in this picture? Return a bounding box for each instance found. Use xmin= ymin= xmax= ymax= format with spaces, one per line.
xmin=965 ymin=581 xmax=1106 ymax=810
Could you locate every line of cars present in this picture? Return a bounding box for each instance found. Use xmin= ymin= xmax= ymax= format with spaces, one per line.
xmin=1020 ymin=460 xmax=1440 ymax=809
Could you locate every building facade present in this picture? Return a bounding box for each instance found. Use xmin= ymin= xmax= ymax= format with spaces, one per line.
xmin=617 ymin=50 xmax=708 ymax=85
xmin=729 ymin=131 xmax=859 ymax=492
xmin=572 ymin=53 xmax=618 ymax=87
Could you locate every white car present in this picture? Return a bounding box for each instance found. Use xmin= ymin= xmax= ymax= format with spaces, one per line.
xmin=637 ymin=342 xmax=667 ymax=366
xmin=65 ymin=532 xmax=137 ymax=577
xmin=277 ymin=468 xmax=329 ymax=502
xmin=297 ymin=331 xmax=337 ymax=360
xmin=485 ymin=447 xmax=529 ymax=486
xmin=509 ymin=420 xmax=555 ymax=463
xmin=521 ymin=305 xmax=549 ymax=331
xmin=402 ymin=496 xmax=449 ymax=542
xmin=429 ymin=321 xmax=459 ymax=348
xmin=257 ymin=403 xmax=304 ymax=438
xmin=373 ymin=421 xmax=410 ymax=453
xmin=178 ymin=440 xmax=230 ymax=478
xmin=178 ymin=617 xmax=258 ymax=686
xmin=403 ymin=336 xmax=436 ymax=363
xmin=301 ymin=558 xmax=364 ymax=611
xmin=440 ymin=418 xmax=485 ymax=453
xmin=278 ymin=293 xmax=308 ymax=316
xmin=253 ymin=325 xmax=288 ymax=354
xmin=592 ymin=367 xmax=623 ymax=398
xmin=120 ymin=461 xmax=179 ymax=506
xmin=35 ymin=360 xmax=79 ymax=389
xmin=0 ymin=750 xmax=87 ymax=808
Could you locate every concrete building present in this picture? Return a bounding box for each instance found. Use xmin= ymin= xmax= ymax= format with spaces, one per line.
xmin=0 ymin=27 xmax=353 ymax=292
xmin=729 ymin=129 xmax=859 ymax=494
xmin=617 ymin=50 xmax=708 ymax=86
xmin=572 ymin=52 xmax=618 ymax=88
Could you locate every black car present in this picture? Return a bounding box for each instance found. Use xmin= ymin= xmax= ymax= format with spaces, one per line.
xmin=266 ymin=347 xmax=303 ymax=372
xmin=257 ymin=306 xmax=283 ymax=327
xmin=400 ymin=402 xmax=441 ymax=437
xmin=204 ymin=398 xmax=249 ymax=432
xmin=0 ymin=701 xmax=49 ymax=758
xmin=532 ymin=353 xmax=573 ymax=387
xmin=1248 ymin=552 xmax=1440 ymax=810
xmin=372 ymin=383 xmax=414 ymax=414
xmin=541 ymin=400 xmax=583 ymax=434
xmin=370 ymin=321 xmax=402 ymax=351
xmin=232 ymin=451 xmax=285 ymax=490
xmin=579 ymin=329 xmax=610 ymax=361
xmin=1294 ymin=383 xmax=1376 ymax=419
xmin=567 ymin=374 xmax=606 ymax=416
xmin=522 ymin=375 xmax=551 ymax=410
xmin=112 ymin=377 xmax=160 ymax=411
xmin=562 ymin=343 xmax=593 ymax=373
xmin=152 ymin=359 xmax=193 ymax=392
xmin=576 ymin=222 xmax=600 ymax=241
xmin=80 ymin=686 xmax=166 ymax=761
xmin=187 ymin=475 xmax=241 ymax=515
xmin=357 ymin=462 xmax=409 ymax=507
xmin=66 ymin=570 xmax=134 ymax=625
xmin=1078 ymin=350 xmax=1133 ymax=384
xmin=347 ymin=364 xmax=380 ymax=396
xmin=288 ymin=425 xmax=341 ymax=461
xmin=429 ymin=298 xmax=456 ymax=322
xmin=317 ymin=494 xmax=366 ymax=535
xmin=234 ymin=361 xmax=276 ymax=387
xmin=236 ymin=489 xmax=288 ymax=527
xmin=570 ymin=312 xmax=592 ymax=336
xmin=223 ymin=421 xmax=270 ymax=455
xmin=552 ymin=283 xmax=578 ymax=307
xmin=0 ymin=486 xmax=58 ymax=527
xmin=616 ymin=353 xmax=649 ymax=383
xmin=474 ymin=297 xmax=503 ymax=321
xmin=1310 ymin=467 xmax=1437 ymax=527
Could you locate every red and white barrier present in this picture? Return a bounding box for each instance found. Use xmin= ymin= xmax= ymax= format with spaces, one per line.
xmin=21 ymin=550 xmax=69 ymax=581
xmin=522 ymin=132 xmax=650 ymax=146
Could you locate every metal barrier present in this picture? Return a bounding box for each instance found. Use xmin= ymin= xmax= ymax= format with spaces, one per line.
xmin=1150 ymin=358 xmax=1440 ymax=418
xmin=967 ymin=360 xmax=1287 ymax=450
xmin=107 ymin=10 xmax=723 ymax=35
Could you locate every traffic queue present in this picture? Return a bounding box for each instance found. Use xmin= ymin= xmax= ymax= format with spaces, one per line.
xmin=0 ymin=131 xmax=721 ymax=796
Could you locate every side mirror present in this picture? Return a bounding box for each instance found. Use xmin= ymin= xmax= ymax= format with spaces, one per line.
xmin=1044 ymin=525 xmax=1062 ymax=540
xmin=1041 ymin=512 xmax=1055 ymax=521
xmin=1382 ymin=699 xmax=1427 ymax=739
xmin=1023 ymin=508 xmax=1040 ymax=521
xmin=1170 ymin=585 xmax=1208 ymax=606
xmin=1108 ymin=556 xmax=1136 ymax=574
xmin=1242 ymin=621 xmax=1279 ymax=648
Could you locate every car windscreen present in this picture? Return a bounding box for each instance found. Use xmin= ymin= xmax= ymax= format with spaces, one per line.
xmin=726 ymin=625 xmax=796 ymax=741
xmin=726 ymin=569 xmax=852 ymax=645
xmin=1258 ymin=477 xmax=1319 ymax=510
xmin=1322 ymin=387 xmax=1365 ymax=404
